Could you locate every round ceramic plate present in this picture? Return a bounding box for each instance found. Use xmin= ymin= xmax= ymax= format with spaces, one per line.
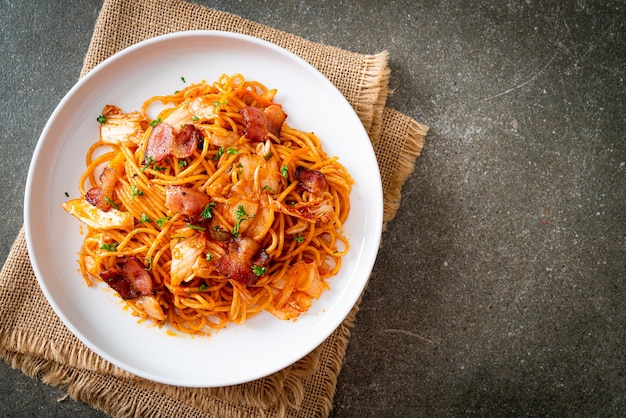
xmin=24 ymin=31 xmax=382 ymax=387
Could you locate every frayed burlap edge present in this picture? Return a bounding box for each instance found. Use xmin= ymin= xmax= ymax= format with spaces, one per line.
xmin=0 ymin=108 xmax=427 ymax=415
xmin=0 ymin=268 xmax=358 ymax=418
xmin=0 ymin=223 xmax=359 ymax=416
xmin=0 ymin=0 xmax=428 ymax=415
xmin=378 ymin=108 xmax=428 ymax=230
xmin=352 ymin=51 xmax=390 ymax=144
xmin=0 ymin=108 xmax=427 ymax=416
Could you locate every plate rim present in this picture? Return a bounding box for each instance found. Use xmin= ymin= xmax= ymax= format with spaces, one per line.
xmin=23 ymin=30 xmax=383 ymax=387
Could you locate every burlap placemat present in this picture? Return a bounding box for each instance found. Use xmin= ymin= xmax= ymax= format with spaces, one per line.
xmin=0 ymin=0 xmax=428 ymax=416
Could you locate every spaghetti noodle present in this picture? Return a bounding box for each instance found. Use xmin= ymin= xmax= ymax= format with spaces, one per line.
xmin=63 ymin=74 xmax=353 ymax=335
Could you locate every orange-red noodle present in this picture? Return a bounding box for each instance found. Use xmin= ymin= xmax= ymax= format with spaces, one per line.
xmin=63 ymin=74 xmax=353 ymax=335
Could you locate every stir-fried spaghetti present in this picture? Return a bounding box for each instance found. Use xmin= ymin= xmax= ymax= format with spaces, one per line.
xmin=63 ymin=74 xmax=353 ymax=335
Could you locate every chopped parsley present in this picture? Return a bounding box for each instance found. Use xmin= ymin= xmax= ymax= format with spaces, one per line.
xmin=212 ymin=147 xmax=225 ymax=160
xmin=281 ymin=164 xmax=288 ymax=178
xmin=100 ymin=242 xmax=118 ymax=252
xmin=145 ymin=257 xmax=153 ymax=271
xmin=180 ymin=76 xmax=186 ymax=83
xmin=139 ymin=213 xmax=152 ymax=223
xmin=141 ymin=156 xmax=166 ymax=172
xmin=192 ymin=115 xmax=200 ymax=121
xmin=252 ymin=265 xmax=267 ymax=276
xmin=96 ymin=114 xmax=107 ymax=124
xmin=200 ymin=202 xmax=216 ymax=219
xmin=232 ymin=205 xmax=254 ymax=237
xmin=149 ymin=118 xmax=162 ymax=127
xmin=131 ymin=184 xmax=143 ymax=198
xmin=293 ymin=234 xmax=305 ymax=243
xmin=185 ymin=283 xmax=209 ymax=294
xmin=156 ymin=216 xmax=171 ymax=228
xmin=152 ymin=163 xmax=167 ymax=172
xmin=205 ymin=253 xmax=212 ymax=261
xmin=104 ymin=197 xmax=119 ymax=210
xmin=141 ymin=156 xmax=153 ymax=171
xmin=227 ymin=147 xmax=238 ymax=155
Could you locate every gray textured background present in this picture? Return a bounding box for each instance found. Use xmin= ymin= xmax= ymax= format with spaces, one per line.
xmin=1 ymin=0 xmax=624 ymax=416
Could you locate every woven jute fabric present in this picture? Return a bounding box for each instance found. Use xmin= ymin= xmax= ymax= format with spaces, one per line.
xmin=0 ymin=0 xmax=428 ymax=417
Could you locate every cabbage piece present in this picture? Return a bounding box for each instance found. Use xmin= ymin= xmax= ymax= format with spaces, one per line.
xmin=100 ymin=110 xmax=147 ymax=146
xmin=62 ymin=198 xmax=134 ymax=230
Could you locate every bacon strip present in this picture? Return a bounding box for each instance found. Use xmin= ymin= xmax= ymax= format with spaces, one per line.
xmin=240 ymin=106 xmax=265 ymax=141
xmin=295 ymin=166 xmax=327 ymax=195
xmin=100 ymin=256 xmax=154 ymax=300
xmin=216 ymin=237 xmax=270 ymax=285
xmin=241 ymin=105 xmax=287 ymax=141
xmin=145 ymin=123 xmax=201 ymax=162
xmin=145 ymin=122 xmax=175 ymax=162
xmin=85 ymin=167 xmax=117 ymax=211
xmin=165 ymin=185 xmax=212 ymax=224
xmin=172 ymin=124 xmax=202 ymax=159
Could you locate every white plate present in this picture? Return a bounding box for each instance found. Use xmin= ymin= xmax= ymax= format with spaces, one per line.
xmin=24 ymin=31 xmax=382 ymax=387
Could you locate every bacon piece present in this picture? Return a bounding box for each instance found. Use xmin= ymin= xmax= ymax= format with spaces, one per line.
xmin=172 ymin=124 xmax=202 ymax=159
xmin=85 ymin=167 xmax=117 ymax=211
xmin=165 ymin=185 xmax=212 ymax=223
xmin=241 ymin=105 xmax=287 ymax=141
xmin=145 ymin=123 xmax=203 ymax=163
xmin=145 ymin=122 xmax=175 ymax=162
xmin=85 ymin=187 xmax=106 ymax=210
xmin=241 ymin=106 xmax=266 ymax=141
xmin=100 ymin=256 xmax=154 ymax=300
xmin=216 ymin=237 xmax=270 ymax=285
xmin=295 ymin=166 xmax=327 ymax=195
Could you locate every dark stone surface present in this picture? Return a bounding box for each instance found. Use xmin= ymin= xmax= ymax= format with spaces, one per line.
xmin=1 ymin=0 xmax=624 ymax=416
